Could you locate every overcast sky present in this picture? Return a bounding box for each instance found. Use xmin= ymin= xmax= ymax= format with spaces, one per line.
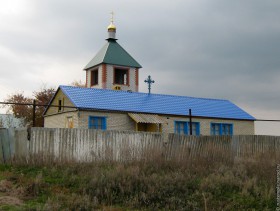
xmin=0 ymin=0 xmax=279 ymax=135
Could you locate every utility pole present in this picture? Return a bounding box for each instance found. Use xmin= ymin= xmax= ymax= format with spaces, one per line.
xmin=189 ymin=109 xmax=192 ymax=135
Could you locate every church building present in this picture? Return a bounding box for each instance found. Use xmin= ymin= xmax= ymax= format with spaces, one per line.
xmin=44 ymin=19 xmax=255 ymax=135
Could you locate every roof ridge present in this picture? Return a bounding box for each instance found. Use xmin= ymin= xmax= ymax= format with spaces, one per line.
xmin=112 ymin=41 xmax=142 ymax=67
xmin=59 ymin=85 xmax=228 ymax=102
xmin=102 ymin=42 xmax=110 ymax=60
xmin=83 ymin=42 xmax=109 ymax=70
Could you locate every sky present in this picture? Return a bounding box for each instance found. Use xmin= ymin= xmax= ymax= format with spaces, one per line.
xmin=0 ymin=0 xmax=279 ymax=135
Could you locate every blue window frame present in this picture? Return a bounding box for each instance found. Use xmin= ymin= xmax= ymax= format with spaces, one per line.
xmin=88 ymin=116 xmax=107 ymax=130
xmin=211 ymin=123 xmax=233 ymax=135
xmin=174 ymin=121 xmax=200 ymax=135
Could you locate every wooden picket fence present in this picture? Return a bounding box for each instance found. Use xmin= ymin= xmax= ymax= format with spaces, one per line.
xmin=0 ymin=128 xmax=280 ymax=164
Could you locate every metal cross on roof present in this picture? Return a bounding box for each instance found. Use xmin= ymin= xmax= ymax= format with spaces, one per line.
xmin=144 ymin=75 xmax=155 ymax=94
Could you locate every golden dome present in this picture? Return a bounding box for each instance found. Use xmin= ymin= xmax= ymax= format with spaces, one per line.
xmin=107 ymin=22 xmax=116 ymax=30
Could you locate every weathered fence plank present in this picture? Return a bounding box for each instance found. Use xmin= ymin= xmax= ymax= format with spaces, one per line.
xmin=0 ymin=129 xmax=6 ymax=163
xmin=0 ymin=128 xmax=14 ymax=163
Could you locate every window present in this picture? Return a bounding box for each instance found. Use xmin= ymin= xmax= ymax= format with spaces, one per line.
xmin=91 ymin=69 xmax=98 ymax=86
xmin=190 ymin=122 xmax=199 ymax=135
xmin=211 ymin=123 xmax=233 ymax=135
xmin=175 ymin=121 xmax=186 ymax=135
xmin=88 ymin=116 xmax=107 ymax=130
xmin=114 ymin=68 xmax=129 ymax=85
xmin=58 ymin=99 xmax=64 ymax=112
xmin=66 ymin=116 xmax=74 ymax=128
xmin=174 ymin=121 xmax=200 ymax=135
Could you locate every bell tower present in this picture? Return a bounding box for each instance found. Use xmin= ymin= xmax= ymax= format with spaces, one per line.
xmin=84 ymin=14 xmax=142 ymax=92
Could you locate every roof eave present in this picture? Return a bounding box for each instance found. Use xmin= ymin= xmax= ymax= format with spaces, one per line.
xmin=83 ymin=63 xmax=102 ymax=71
xmin=74 ymin=107 xmax=255 ymax=121
xmin=84 ymin=62 xmax=142 ymax=70
xmin=43 ymin=87 xmax=61 ymax=116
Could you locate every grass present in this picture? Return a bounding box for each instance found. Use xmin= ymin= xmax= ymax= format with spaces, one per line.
xmin=0 ymin=151 xmax=278 ymax=210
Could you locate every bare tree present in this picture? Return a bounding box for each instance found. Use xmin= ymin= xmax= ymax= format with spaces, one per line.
xmin=70 ymin=80 xmax=86 ymax=87
xmin=33 ymin=87 xmax=56 ymax=127
xmin=3 ymin=92 xmax=33 ymax=126
xmin=3 ymin=87 xmax=55 ymax=127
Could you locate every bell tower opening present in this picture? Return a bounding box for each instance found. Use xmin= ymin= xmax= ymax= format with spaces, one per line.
xmin=90 ymin=69 xmax=98 ymax=86
xmin=114 ymin=68 xmax=129 ymax=85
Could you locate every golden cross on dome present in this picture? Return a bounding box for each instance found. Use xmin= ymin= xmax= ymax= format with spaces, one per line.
xmin=110 ymin=11 xmax=114 ymax=24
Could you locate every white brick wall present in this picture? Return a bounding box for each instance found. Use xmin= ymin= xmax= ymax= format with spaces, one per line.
xmin=45 ymin=109 xmax=254 ymax=135
xmin=106 ymin=64 xmax=114 ymax=89
xmin=78 ymin=111 xmax=135 ymax=131
xmin=161 ymin=115 xmax=254 ymax=135
xmin=44 ymin=112 xmax=79 ymax=128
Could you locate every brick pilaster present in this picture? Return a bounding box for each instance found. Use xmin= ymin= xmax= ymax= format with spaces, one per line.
xmin=135 ymin=68 xmax=139 ymax=92
xmin=102 ymin=64 xmax=107 ymax=89
xmin=86 ymin=71 xmax=88 ymax=88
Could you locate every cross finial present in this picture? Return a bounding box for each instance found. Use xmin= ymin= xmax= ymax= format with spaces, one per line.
xmin=144 ymin=75 xmax=155 ymax=94
xmin=110 ymin=11 xmax=114 ymax=24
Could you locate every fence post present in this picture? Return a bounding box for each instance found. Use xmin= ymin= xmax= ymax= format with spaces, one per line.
xmin=32 ymin=100 xmax=36 ymax=127
xmin=0 ymin=129 xmax=5 ymax=164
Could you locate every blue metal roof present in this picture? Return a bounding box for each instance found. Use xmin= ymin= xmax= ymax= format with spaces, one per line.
xmin=59 ymin=85 xmax=255 ymax=120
